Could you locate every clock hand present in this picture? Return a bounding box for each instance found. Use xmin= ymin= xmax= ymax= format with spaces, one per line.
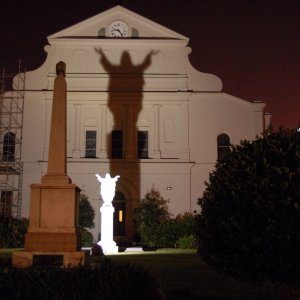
xmin=114 ymin=28 xmax=123 ymax=37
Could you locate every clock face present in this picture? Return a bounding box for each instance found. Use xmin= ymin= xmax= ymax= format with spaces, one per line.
xmin=107 ymin=20 xmax=129 ymax=37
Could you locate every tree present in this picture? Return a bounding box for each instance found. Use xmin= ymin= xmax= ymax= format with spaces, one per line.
xmin=197 ymin=128 xmax=300 ymax=286
xmin=135 ymin=188 xmax=198 ymax=248
xmin=78 ymin=194 xmax=95 ymax=247
xmin=135 ymin=187 xmax=170 ymax=247
xmin=79 ymin=194 xmax=95 ymax=229
xmin=0 ymin=217 xmax=28 ymax=248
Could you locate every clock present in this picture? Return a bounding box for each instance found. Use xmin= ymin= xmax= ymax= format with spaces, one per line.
xmin=107 ymin=20 xmax=129 ymax=37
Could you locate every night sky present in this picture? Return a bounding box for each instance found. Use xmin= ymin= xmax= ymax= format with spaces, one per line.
xmin=0 ymin=0 xmax=299 ymax=129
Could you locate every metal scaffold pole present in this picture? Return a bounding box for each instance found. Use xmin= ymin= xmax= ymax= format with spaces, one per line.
xmin=0 ymin=61 xmax=25 ymax=218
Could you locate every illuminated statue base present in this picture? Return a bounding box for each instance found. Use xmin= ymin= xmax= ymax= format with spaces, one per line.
xmin=98 ymin=204 xmax=118 ymax=254
xmin=97 ymin=241 xmax=118 ymax=254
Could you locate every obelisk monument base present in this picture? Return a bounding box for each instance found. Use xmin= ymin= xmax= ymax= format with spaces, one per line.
xmin=13 ymin=183 xmax=86 ymax=268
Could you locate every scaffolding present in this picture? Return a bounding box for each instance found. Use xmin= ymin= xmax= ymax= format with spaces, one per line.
xmin=0 ymin=64 xmax=25 ymax=218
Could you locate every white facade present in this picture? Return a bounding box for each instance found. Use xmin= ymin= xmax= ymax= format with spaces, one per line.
xmin=19 ymin=6 xmax=268 ymax=241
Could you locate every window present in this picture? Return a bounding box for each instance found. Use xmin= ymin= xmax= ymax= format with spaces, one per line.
xmin=138 ymin=131 xmax=148 ymax=159
xmin=3 ymin=132 xmax=15 ymax=161
xmin=113 ymin=191 xmax=126 ymax=236
xmin=85 ymin=131 xmax=97 ymax=158
xmin=0 ymin=191 xmax=12 ymax=217
xmin=111 ymin=130 xmax=123 ymax=158
xmin=217 ymin=133 xmax=231 ymax=162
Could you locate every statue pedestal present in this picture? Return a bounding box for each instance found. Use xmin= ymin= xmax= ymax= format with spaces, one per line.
xmin=98 ymin=204 xmax=118 ymax=253
xmin=13 ymin=182 xmax=85 ymax=268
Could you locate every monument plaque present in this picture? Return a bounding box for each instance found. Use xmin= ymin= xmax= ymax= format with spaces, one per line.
xmin=33 ymin=255 xmax=64 ymax=267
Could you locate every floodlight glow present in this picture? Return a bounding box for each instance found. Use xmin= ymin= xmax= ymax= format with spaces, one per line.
xmin=95 ymin=173 xmax=120 ymax=254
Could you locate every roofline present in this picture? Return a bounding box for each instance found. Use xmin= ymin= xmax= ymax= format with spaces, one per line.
xmin=48 ymin=5 xmax=189 ymax=41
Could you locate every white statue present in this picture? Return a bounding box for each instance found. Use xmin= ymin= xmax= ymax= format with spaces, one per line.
xmin=95 ymin=173 xmax=120 ymax=253
xmin=95 ymin=173 xmax=120 ymax=204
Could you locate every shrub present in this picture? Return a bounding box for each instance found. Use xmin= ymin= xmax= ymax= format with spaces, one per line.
xmin=0 ymin=259 xmax=160 ymax=300
xmin=135 ymin=187 xmax=170 ymax=247
xmin=197 ymin=128 xmax=300 ymax=286
xmin=90 ymin=243 xmax=104 ymax=256
xmin=175 ymin=212 xmax=197 ymax=238
xmin=0 ymin=256 xmax=11 ymax=269
xmin=0 ymin=217 xmax=28 ymax=248
xmin=80 ymin=228 xmax=94 ymax=247
xmin=149 ymin=219 xmax=178 ymax=248
xmin=176 ymin=235 xmax=198 ymax=249
xmin=150 ymin=213 xmax=198 ymax=248
xmin=78 ymin=194 xmax=95 ymax=247
xmin=79 ymin=193 xmax=95 ymax=229
xmin=135 ymin=188 xmax=198 ymax=248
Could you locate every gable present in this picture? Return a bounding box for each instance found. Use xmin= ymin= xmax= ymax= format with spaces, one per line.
xmin=25 ymin=5 xmax=222 ymax=92
xmin=48 ymin=5 xmax=188 ymax=41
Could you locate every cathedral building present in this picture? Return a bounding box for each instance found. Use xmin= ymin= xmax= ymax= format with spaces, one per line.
xmin=3 ymin=6 xmax=270 ymax=241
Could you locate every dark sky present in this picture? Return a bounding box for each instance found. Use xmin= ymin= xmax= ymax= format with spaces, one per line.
xmin=0 ymin=0 xmax=299 ymax=129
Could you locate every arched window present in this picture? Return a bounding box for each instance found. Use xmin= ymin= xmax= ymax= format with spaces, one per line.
xmin=3 ymin=132 xmax=16 ymax=161
xmin=217 ymin=133 xmax=231 ymax=162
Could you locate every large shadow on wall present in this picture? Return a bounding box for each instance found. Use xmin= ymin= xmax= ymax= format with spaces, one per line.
xmin=95 ymin=48 xmax=156 ymax=241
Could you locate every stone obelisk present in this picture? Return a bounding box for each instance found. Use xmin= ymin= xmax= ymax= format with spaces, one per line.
xmin=43 ymin=61 xmax=71 ymax=185
xmin=13 ymin=62 xmax=86 ymax=268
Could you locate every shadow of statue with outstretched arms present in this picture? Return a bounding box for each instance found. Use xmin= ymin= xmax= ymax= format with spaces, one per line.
xmin=95 ymin=47 xmax=158 ymax=240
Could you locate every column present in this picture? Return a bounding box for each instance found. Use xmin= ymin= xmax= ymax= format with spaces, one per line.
xmin=179 ymin=102 xmax=190 ymax=160
xmin=99 ymin=105 xmax=108 ymax=159
xmin=153 ymin=104 xmax=161 ymax=158
xmin=72 ymin=104 xmax=82 ymax=158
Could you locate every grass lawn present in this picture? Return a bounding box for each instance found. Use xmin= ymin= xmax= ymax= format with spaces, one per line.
xmin=1 ymin=248 xmax=299 ymax=299
xmin=0 ymin=248 xmax=23 ymax=254
xmin=108 ymin=249 xmax=300 ymax=300
xmin=0 ymin=248 xmax=22 ymax=259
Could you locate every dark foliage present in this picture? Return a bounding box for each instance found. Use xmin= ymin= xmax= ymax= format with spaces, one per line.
xmin=149 ymin=212 xmax=197 ymax=248
xmin=79 ymin=193 xmax=95 ymax=229
xmin=0 ymin=258 xmax=159 ymax=300
xmin=78 ymin=193 xmax=95 ymax=247
xmin=197 ymin=128 xmax=300 ymax=286
xmin=0 ymin=217 xmax=28 ymax=248
xmin=0 ymin=256 xmax=11 ymax=269
xmin=135 ymin=187 xmax=170 ymax=247
xmin=80 ymin=228 xmax=94 ymax=247
xmin=176 ymin=235 xmax=198 ymax=249
xmin=135 ymin=188 xmax=197 ymax=248
xmin=175 ymin=212 xmax=197 ymax=241
xmin=91 ymin=243 xmax=104 ymax=256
